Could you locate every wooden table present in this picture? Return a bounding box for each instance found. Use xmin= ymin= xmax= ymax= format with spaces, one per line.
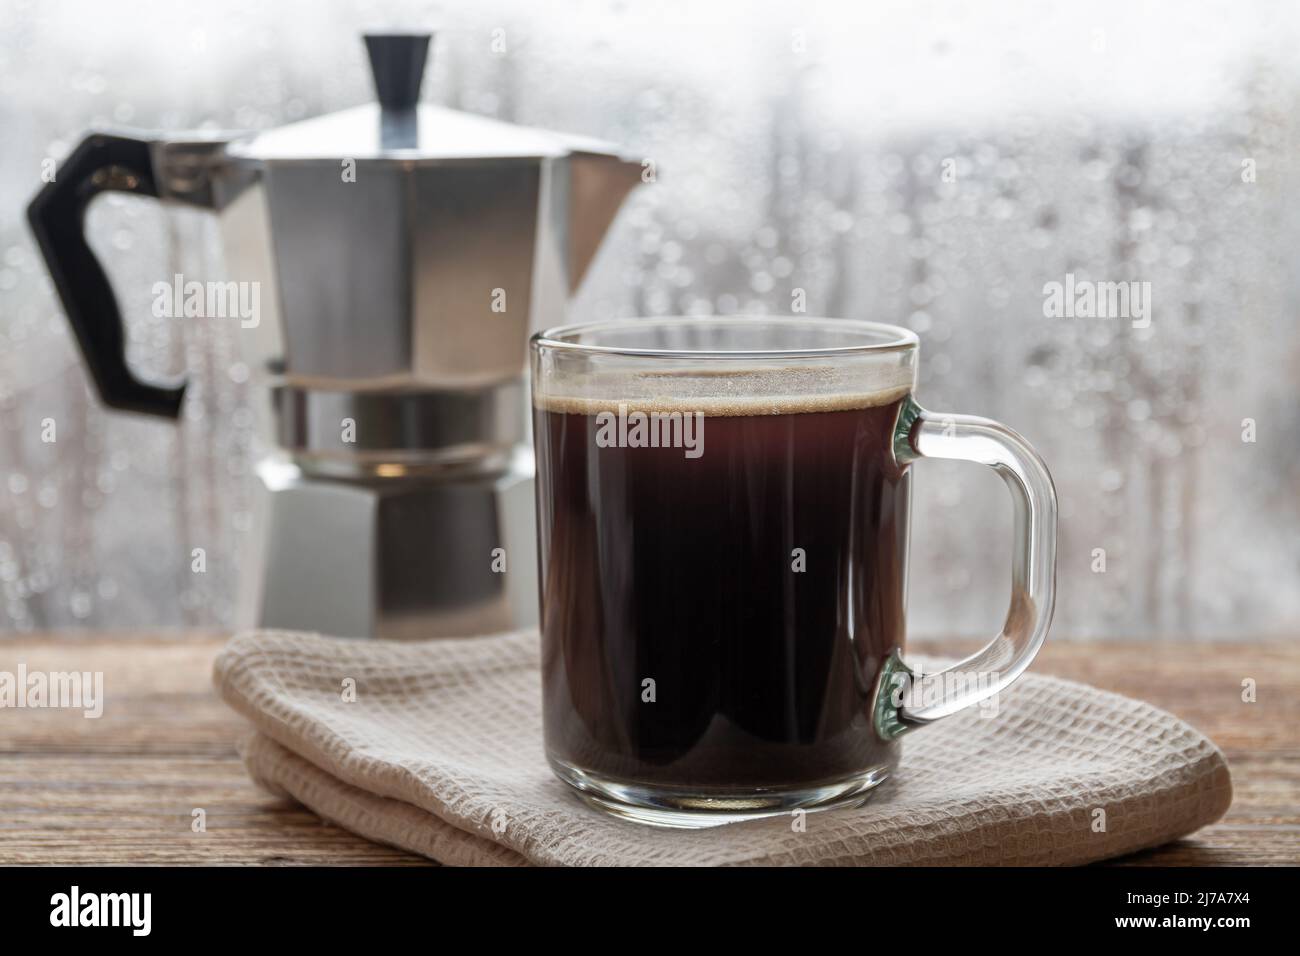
xmin=1 ymin=633 xmax=1296 ymax=865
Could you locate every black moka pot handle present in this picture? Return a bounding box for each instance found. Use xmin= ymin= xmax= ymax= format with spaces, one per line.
xmin=27 ymin=132 xmax=185 ymax=418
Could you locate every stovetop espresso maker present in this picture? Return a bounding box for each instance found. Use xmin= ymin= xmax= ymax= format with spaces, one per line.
xmin=28 ymin=32 xmax=643 ymax=639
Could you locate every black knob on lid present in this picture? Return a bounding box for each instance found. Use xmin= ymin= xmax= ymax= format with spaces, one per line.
xmin=364 ymin=32 xmax=431 ymax=111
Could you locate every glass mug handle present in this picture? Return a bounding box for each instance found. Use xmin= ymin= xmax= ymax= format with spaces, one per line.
xmin=875 ymin=396 xmax=1058 ymax=738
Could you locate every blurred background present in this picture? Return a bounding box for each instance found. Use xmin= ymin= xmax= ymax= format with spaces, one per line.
xmin=0 ymin=0 xmax=1297 ymax=639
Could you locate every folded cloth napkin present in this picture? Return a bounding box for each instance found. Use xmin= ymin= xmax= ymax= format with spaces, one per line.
xmin=213 ymin=629 xmax=1232 ymax=866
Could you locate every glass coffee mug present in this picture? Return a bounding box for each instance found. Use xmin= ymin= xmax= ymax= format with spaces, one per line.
xmin=531 ymin=317 xmax=1056 ymax=827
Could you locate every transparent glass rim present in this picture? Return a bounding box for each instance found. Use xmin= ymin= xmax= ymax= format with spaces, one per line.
xmin=531 ymin=316 xmax=919 ymax=359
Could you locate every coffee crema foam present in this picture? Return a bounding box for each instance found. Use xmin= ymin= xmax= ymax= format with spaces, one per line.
xmin=535 ymin=365 xmax=915 ymax=417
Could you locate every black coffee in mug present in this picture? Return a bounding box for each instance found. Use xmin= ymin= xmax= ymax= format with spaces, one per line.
xmin=531 ymin=318 xmax=1056 ymax=827
xmin=535 ymin=387 xmax=910 ymax=790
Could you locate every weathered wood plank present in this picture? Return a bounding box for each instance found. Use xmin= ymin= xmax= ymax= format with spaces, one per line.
xmin=1 ymin=633 xmax=1295 ymax=865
